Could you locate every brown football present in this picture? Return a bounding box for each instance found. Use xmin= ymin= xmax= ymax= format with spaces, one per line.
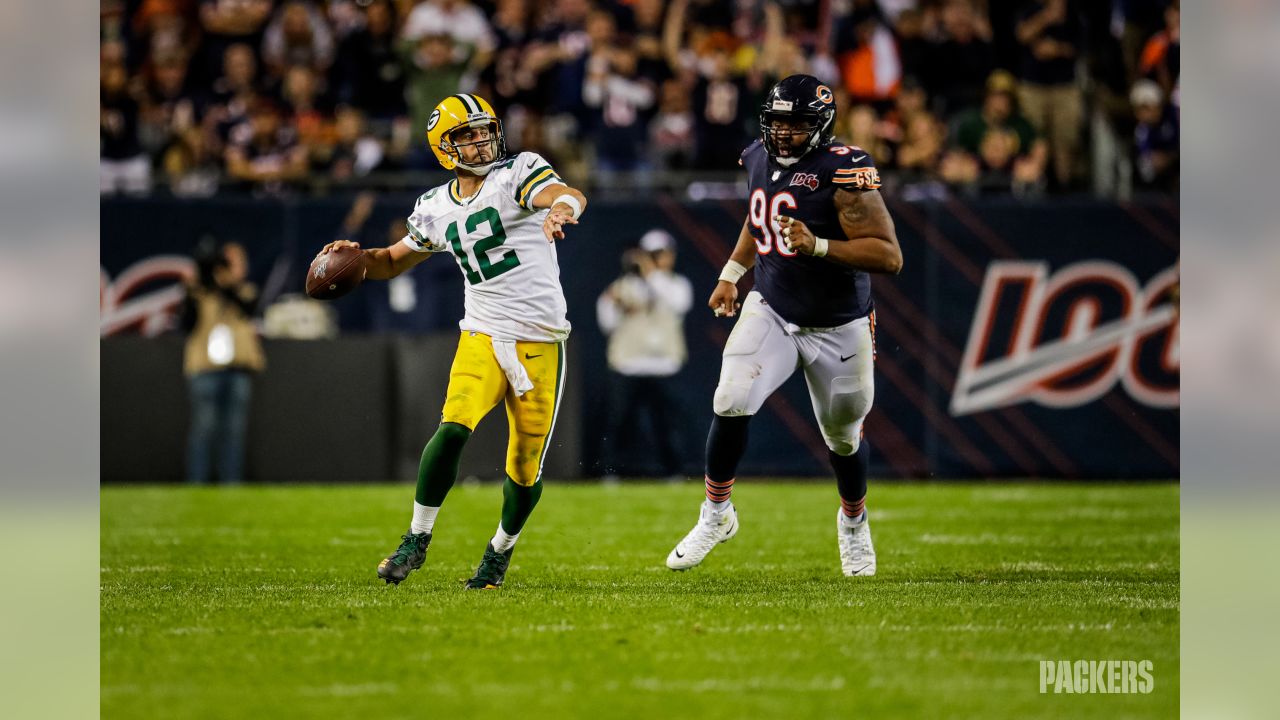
xmin=306 ymin=245 xmax=366 ymax=300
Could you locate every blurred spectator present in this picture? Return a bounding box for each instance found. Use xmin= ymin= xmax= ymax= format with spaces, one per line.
xmin=879 ymin=77 xmax=928 ymax=161
xmin=138 ymin=52 xmax=199 ymax=159
xmin=835 ymin=4 xmax=902 ymax=106
xmin=664 ymin=0 xmax=752 ymax=169
xmin=631 ymin=0 xmax=671 ymax=79
xmin=196 ymin=0 xmax=273 ymax=84
xmin=403 ymin=32 xmax=471 ymax=162
xmin=261 ymin=0 xmax=335 ymax=79
xmin=842 ymin=104 xmax=893 ymax=169
xmin=101 ymin=61 xmax=151 ymax=195
xmin=892 ymin=7 xmax=931 ymax=84
xmin=755 ymin=2 xmax=828 ymax=83
xmin=1112 ymin=0 xmax=1169 ymax=85
xmin=181 ymin=238 xmax=264 ymax=485
xmin=224 ymin=99 xmax=309 ymax=192
xmin=162 ymin=127 xmax=222 ymax=197
xmin=924 ymin=0 xmax=995 ymax=116
xmin=897 ymin=108 xmax=945 ymax=180
xmin=527 ymin=0 xmax=595 ymax=120
xmin=1138 ymin=0 xmax=1179 ymax=107
xmin=1130 ymin=80 xmax=1178 ymax=192
xmin=583 ymin=11 xmax=656 ymax=171
xmin=207 ymin=42 xmax=261 ymax=109
xmin=331 ymin=0 xmax=407 ymax=120
xmin=1014 ymin=0 xmax=1082 ymax=188
xmin=321 ymin=106 xmax=387 ymax=181
xmin=596 ymin=230 xmax=693 ymax=481
xmin=402 ymin=0 xmax=496 ymax=89
xmin=280 ymin=64 xmax=333 ymax=162
xmin=649 ymin=79 xmax=696 ymax=170
xmin=131 ymin=0 xmax=200 ymax=75
xmin=481 ymin=0 xmax=535 ymax=112
xmin=942 ymin=71 xmax=1047 ymax=193
xmin=203 ymin=43 xmax=261 ymax=154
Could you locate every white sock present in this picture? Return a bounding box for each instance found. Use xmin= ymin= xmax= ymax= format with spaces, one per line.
xmin=411 ymin=502 xmax=440 ymax=535
xmin=839 ymin=509 xmax=867 ymax=529
xmin=490 ymin=523 xmax=519 ymax=553
xmin=706 ymin=499 xmax=731 ymax=513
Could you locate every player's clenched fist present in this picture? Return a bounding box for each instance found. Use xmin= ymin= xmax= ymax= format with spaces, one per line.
xmin=543 ymin=206 xmax=578 ymax=242
xmin=776 ymin=215 xmax=817 ymax=255
xmin=709 ymin=280 xmax=740 ymax=318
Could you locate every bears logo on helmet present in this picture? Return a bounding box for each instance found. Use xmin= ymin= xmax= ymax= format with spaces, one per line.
xmin=759 ymin=75 xmax=837 ymax=164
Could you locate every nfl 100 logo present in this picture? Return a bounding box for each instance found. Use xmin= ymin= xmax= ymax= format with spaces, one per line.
xmin=789 ymin=173 xmax=820 ymax=191
xmin=952 ymin=260 xmax=1178 ymax=415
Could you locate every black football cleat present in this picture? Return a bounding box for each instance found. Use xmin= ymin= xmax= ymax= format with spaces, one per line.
xmin=464 ymin=543 xmax=514 ymax=590
xmin=377 ymin=532 xmax=431 ymax=585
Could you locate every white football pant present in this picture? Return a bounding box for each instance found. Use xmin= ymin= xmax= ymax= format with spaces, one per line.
xmin=713 ymin=291 xmax=875 ymax=455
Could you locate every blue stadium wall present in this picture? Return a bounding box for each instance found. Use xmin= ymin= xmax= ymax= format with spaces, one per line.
xmin=101 ymin=194 xmax=1179 ymax=481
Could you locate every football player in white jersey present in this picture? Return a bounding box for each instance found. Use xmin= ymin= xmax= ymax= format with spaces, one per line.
xmin=317 ymin=93 xmax=587 ymax=590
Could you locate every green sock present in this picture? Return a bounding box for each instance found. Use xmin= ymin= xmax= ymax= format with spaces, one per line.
xmin=415 ymin=422 xmax=472 ymax=507
xmin=499 ymin=477 xmax=543 ymax=535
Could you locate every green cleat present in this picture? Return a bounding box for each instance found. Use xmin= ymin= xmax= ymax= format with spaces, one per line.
xmin=377 ymin=532 xmax=431 ymax=585
xmin=464 ymin=543 xmax=514 ymax=590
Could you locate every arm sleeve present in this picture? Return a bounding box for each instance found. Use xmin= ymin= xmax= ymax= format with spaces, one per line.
xmin=511 ymin=152 xmax=567 ymax=211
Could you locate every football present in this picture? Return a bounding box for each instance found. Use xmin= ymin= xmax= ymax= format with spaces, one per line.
xmin=306 ymin=245 xmax=365 ymax=300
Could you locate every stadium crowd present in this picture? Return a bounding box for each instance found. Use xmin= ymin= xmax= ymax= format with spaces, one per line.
xmin=101 ymin=0 xmax=1179 ymax=197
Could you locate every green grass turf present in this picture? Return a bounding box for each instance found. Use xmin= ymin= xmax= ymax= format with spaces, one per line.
xmin=101 ymin=482 xmax=1178 ymax=719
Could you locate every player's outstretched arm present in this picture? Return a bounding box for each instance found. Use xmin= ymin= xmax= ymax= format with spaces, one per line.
xmin=710 ymin=219 xmax=759 ymax=318
xmin=315 ymin=239 xmax=431 ymax=280
xmin=531 ymin=184 xmax=588 ymax=242
xmin=777 ymin=189 xmax=903 ymax=274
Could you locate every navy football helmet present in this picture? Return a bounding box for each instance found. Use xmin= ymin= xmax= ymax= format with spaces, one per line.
xmin=759 ymin=74 xmax=837 ymax=163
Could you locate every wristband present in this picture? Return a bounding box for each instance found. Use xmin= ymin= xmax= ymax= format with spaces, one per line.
xmin=813 ymin=236 xmax=829 ymax=258
xmin=719 ymin=259 xmax=748 ymax=284
xmin=553 ymin=194 xmax=582 ymax=219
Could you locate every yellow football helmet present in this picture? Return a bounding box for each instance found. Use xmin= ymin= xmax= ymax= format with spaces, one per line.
xmin=426 ymin=93 xmax=506 ymax=175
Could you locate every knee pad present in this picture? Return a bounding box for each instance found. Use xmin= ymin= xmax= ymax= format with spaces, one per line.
xmin=820 ymin=377 xmax=870 ymax=455
xmin=823 ymin=429 xmax=861 ymax=456
xmin=713 ymin=381 xmax=753 ymax=417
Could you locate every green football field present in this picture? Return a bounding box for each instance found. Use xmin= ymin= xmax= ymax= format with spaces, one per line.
xmin=101 ymin=482 xmax=1178 ymax=719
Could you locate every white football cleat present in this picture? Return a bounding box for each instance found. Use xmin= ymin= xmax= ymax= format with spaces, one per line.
xmin=666 ymin=501 xmax=739 ymax=570
xmin=837 ymin=509 xmax=876 ymax=576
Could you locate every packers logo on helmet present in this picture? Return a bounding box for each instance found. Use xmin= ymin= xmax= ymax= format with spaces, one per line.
xmin=426 ymin=94 xmax=507 ymax=175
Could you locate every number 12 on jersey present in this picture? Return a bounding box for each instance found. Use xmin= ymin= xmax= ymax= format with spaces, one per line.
xmin=447 ymin=207 xmax=522 ymax=285
xmin=748 ymin=189 xmax=799 ymax=256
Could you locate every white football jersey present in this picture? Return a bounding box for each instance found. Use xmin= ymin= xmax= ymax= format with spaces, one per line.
xmin=401 ymin=152 xmax=571 ymax=343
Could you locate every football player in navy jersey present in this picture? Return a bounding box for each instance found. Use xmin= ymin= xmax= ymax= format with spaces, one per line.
xmin=666 ymin=75 xmax=903 ymax=576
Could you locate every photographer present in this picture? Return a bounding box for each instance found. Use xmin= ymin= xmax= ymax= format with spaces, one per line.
xmin=180 ymin=239 xmax=265 ymax=485
xmin=596 ymin=230 xmax=692 ymax=481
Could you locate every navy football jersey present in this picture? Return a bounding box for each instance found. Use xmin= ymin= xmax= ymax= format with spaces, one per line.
xmin=740 ymin=138 xmax=881 ymax=327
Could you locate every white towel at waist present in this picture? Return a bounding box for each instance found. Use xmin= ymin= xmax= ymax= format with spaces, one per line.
xmin=491 ymin=339 xmax=535 ymax=397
